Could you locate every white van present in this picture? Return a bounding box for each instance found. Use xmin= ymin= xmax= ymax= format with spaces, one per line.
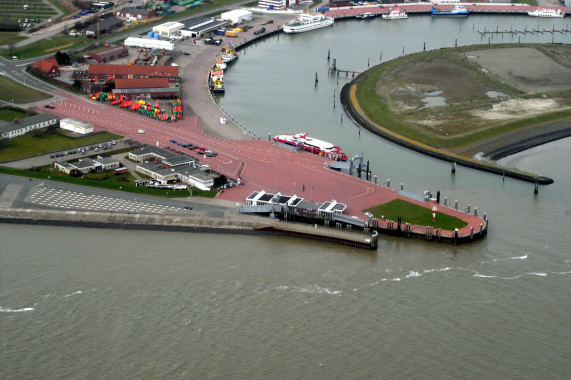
xmin=12 ymin=56 xmax=18 ymax=61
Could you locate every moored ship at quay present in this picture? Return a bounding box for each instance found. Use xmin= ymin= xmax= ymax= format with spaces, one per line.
xmin=321 ymin=3 xmax=569 ymax=19
xmin=273 ymin=133 xmax=348 ymax=161
xmin=283 ymin=12 xmax=334 ymax=33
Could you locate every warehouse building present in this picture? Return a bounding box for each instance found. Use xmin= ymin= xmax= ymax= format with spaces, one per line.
xmin=88 ymin=64 xmax=179 ymax=83
xmin=180 ymin=17 xmax=228 ymax=38
xmin=0 ymin=113 xmax=59 ymax=139
xmin=60 ymin=118 xmax=94 ymax=135
xmin=85 ymin=45 xmax=128 ymax=63
xmin=85 ymin=16 xmax=124 ymax=37
xmin=220 ymin=9 xmax=252 ymax=24
xmin=153 ymin=21 xmax=184 ymax=38
xmin=124 ymin=36 xmax=175 ymax=51
xmin=112 ymin=78 xmax=181 ymax=100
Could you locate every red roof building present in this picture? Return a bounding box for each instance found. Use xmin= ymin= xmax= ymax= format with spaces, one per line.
xmin=86 ymin=46 xmax=129 ymax=63
xmin=114 ymin=78 xmax=169 ymax=89
xmin=112 ymin=77 xmax=180 ymax=99
xmin=33 ymin=59 xmax=60 ymax=77
xmin=88 ymin=64 xmax=179 ymax=83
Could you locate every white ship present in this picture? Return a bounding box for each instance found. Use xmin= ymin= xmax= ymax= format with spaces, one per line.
xmin=527 ymin=8 xmax=565 ymax=17
xmin=283 ymin=13 xmax=334 ymax=34
xmin=382 ymin=8 xmax=408 ymax=20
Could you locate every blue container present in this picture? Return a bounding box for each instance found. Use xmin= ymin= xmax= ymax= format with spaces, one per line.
xmin=156 ymin=34 xmax=161 ymax=40
xmin=148 ymin=31 xmax=154 ymax=38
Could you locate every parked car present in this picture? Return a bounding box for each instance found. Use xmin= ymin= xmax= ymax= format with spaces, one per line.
xmin=138 ymin=129 xmax=145 ymax=134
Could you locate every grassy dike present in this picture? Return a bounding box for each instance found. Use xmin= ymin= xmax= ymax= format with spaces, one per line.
xmin=341 ymin=45 xmax=561 ymax=185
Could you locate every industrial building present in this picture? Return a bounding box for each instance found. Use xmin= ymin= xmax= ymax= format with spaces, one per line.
xmin=124 ymin=36 xmax=175 ymax=51
xmin=60 ymin=118 xmax=94 ymax=135
xmin=112 ymin=78 xmax=181 ymax=99
xmin=179 ymin=17 xmax=228 ymax=38
xmin=85 ymin=45 xmax=128 ymax=63
xmin=220 ymin=9 xmax=253 ymax=24
xmin=87 ymin=64 xmax=179 ymax=83
xmin=85 ymin=16 xmax=124 ymax=37
xmin=153 ymin=21 xmax=184 ymax=38
xmin=0 ymin=113 xmax=59 ymax=139
xmin=257 ymin=0 xmax=299 ymax=10
xmin=117 ymin=7 xmax=156 ymax=20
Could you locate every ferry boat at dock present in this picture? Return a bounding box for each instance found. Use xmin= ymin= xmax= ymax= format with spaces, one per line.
xmin=431 ymin=4 xmax=470 ymax=17
xmin=273 ymin=133 xmax=347 ymax=160
xmin=527 ymin=7 xmax=565 ymax=17
xmin=283 ymin=12 xmax=334 ymax=33
xmin=382 ymin=8 xmax=408 ymax=20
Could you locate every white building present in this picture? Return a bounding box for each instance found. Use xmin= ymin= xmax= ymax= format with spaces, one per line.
xmin=124 ymin=37 xmax=175 ymax=51
xmin=60 ymin=118 xmax=94 ymax=135
xmin=257 ymin=0 xmax=295 ymax=10
xmin=54 ymin=156 xmax=120 ymax=174
xmin=220 ymin=9 xmax=253 ymax=24
xmin=0 ymin=113 xmax=59 ymax=139
xmin=153 ymin=21 xmax=184 ymax=38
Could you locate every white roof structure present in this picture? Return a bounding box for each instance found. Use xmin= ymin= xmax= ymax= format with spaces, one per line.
xmin=124 ymin=37 xmax=175 ymax=51
xmin=153 ymin=21 xmax=184 ymax=37
xmin=220 ymin=9 xmax=253 ymax=24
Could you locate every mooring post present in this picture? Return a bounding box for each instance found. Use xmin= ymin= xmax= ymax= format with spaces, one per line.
xmin=386 ymin=179 xmax=390 ymax=188
xmin=327 ymin=49 xmax=330 ymax=60
xmin=455 ymin=200 xmax=458 ymax=210
xmin=315 ymin=72 xmax=318 ymax=85
xmin=443 ymin=197 xmax=447 ymax=207
xmin=451 ymin=162 xmax=456 ymax=173
xmin=437 ymin=190 xmax=440 ymax=204
xmin=268 ymin=133 xmax=271 ymax=141
xmin=400 ymin=183 xmax=404 ymax=191
xmin=534 ymin=183 xmax=539 ymax=195
xmin=474 ymin=207 xmax=478 ymax=217
xmin=374 ymin=175 xmax=377 ymax=184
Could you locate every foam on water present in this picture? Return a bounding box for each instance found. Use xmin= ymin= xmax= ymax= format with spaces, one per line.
xmin=63 ymin=291 xmax=83 ymax=298
xmin=0 ymin=306 xmax=34 ymax=313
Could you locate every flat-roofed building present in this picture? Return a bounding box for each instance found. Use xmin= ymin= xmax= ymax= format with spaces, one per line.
xmin=180 ymin=17 xmax=228 ymax=38
xmin=60 ymin=118 xmax=94 ymax=135
xmin=88 ymin=64 xmax=179 ymax=83
xmin=153 ymin=21 xmax=184 ymax=38
xmin=86 ymin=45 xmax=128 ymax=63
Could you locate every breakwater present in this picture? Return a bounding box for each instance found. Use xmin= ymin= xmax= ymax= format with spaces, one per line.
xmin=0 ymin=208 xmax=378 ymax=250
xmin=340 ymin=69 xmax=555 ymax=185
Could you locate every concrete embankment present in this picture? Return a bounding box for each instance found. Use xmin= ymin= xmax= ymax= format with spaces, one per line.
xmin=0 ymin=209 xmax=378 ymax=250
xmin=340 ymin=72 xmax=555 ymax=185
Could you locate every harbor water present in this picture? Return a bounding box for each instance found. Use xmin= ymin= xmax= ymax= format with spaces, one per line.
xmin=2 ymin=15 xmax=571 ymax=379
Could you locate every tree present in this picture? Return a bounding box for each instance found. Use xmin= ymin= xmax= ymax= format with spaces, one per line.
xmin=54 ymin=51 xmax=71 ymax=66
xmin=213 ymin=175 xmax=228 ymax=189
xmin=72 ymin=79 xmax=82 ymax=91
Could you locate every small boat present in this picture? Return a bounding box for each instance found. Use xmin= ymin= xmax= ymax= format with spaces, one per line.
xmin=527 ymin=8 xmax=565 ymax=17
xmin=220 ymin=116 xmax=227 ymax=124
xmin=220 ymin=46 xmax=238 ymax=64
xmin=431 ymin=4 xmax=470 ymax=17
xmin=273 ymin=133 xmax=347 ymax=161
xmin=283 ymin=12 xmax=334 ymax=33
xmin=209 ymin=70 xmax=224 ymax=94
xmin=356 ymin=12 xmax=376 ymax=19
xmin=382 ymin=8 xmax=408 ymax=20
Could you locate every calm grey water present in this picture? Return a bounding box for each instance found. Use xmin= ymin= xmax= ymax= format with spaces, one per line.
xmin=2 ymin=15 xmax=571 ymax=379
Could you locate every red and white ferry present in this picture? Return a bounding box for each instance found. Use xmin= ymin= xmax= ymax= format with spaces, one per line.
xmin=273 ymin=133 xmax=347 ymax=161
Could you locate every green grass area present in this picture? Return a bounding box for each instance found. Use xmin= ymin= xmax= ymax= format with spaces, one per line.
xmin=0 ymin=131 xmax=122 ymax=162
xmin=0 ymin=32 xmax=28 ymax=46
xmin=0 ymin=75 xmax=51 ymax=103
xmin=0 ymin=35 xmax=91 ymax=60
xmin=364 ymin=199 xmax=467 ymax=230
xmin=0 ymin=165 xmax=218 ymax=198
xmin=0 ymin=107 xmax=32 ymax=122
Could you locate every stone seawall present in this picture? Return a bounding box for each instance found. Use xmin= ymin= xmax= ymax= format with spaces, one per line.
xmin=0 ymin=209 xmax=378 ymax=250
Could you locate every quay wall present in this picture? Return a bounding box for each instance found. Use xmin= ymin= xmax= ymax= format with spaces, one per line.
xmin=0 ymin=208 xmax=378 ymax=250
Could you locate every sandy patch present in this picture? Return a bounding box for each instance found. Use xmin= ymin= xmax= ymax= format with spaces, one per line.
xmin=471 ymin=98 xmax=568 ymax=121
